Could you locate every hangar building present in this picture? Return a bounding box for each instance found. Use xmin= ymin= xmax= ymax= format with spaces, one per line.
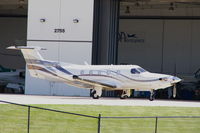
xmin=0 ymin=0 xmax=200 ymax=99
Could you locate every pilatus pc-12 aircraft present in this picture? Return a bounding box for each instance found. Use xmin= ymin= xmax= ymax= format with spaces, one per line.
xmin=8 ymin=46 xmax=181 ymax=101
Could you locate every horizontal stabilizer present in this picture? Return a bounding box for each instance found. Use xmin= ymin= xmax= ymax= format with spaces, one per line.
xmin=7 ymin=46 xmax=46 ymax=50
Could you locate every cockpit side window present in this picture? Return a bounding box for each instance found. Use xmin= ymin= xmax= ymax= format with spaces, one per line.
xmin=137 ymin=68 xmax=146 ymax=73
xmin=131 ymin=68 xmax=140 ymax=74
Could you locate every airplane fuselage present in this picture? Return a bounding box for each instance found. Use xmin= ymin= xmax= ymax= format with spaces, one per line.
xmin=8 ymin=46 xmax=181 ymax=100
xmin=28 ymin=62 xmax=179 ymax=91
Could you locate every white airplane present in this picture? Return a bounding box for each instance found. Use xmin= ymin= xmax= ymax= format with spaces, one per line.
xmin=7 ymin=46 xmax=181 ymax=100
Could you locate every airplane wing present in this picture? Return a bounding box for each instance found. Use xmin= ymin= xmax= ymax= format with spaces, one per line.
xmin=72 ymin=75 xmax=117 ymax=89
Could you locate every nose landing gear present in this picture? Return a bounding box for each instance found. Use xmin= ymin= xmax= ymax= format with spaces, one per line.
xmin=149 ymin=89 xmax=156 ymax=101
xmin=120 ymin=90 xmax=131 ymax=99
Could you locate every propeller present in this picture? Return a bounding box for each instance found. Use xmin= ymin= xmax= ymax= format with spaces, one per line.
xmin=172 ymin=63 xmax=177 ymax=98
xmin=173 ymin=83 xmax=176 ymax=98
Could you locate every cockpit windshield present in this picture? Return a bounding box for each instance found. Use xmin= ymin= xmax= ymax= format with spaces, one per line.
xmin=131 ymin=67 xmax=147 ymax=74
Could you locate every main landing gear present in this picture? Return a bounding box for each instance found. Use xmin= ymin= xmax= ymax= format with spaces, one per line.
xmin=120 ymin=90 xmax=131 ymax=99
xmin=91 ymin=87 xmax=102 ymax=99
xmin=149 ymin=89 xmax=156 ymax=101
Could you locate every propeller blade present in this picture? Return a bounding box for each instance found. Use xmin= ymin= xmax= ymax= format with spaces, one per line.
xmin=173 ymin=84 xmax=176 ymax=98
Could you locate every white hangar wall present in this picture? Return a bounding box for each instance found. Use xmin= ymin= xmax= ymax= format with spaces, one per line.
xmin=25 ymin=0 xmax=94 ymax=96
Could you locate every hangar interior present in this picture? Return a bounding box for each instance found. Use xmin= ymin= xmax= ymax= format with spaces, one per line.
xmin=116 ymin=0 xmax=200 ymax=99
xmin=0 ymin=0 xmax=27 ymax=93
xmin=95 ymin=0 xmax=200 ymax=99
xmin=119 ymin=0 xmax=200 ymax=76
xmin=0 ymin=0 xmax=27 ymax=69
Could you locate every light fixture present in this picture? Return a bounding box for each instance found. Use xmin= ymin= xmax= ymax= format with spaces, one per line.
xmin=40 ymin=18 xmax=46 ymax=23
xmin=125 ymin=6 xmax=130 ymax=14
xmin=169 ymin=2 xmax=175 ymax=11
xmin=18 ymin=0 xmax=25 ymax=9
xmin=135 ymin=0 xmax=140 ymax=7
xmin=135 ymin=1 xmax=140 ymax=7
xmin=73 ymin=19 xmax=79 ymax=23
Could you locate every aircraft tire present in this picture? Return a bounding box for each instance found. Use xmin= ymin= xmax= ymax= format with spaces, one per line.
xmin=92 ymin=94 xmax=100 ymax=99
xmin=149 ymin=97 xmax=154 ymax=101
xmin=149 ymin=94 xmax=155 ymax=101
xmin=120 ymin=95 xmax=128 ymax=99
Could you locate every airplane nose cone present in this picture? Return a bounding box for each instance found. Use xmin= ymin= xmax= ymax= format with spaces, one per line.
xmin=171 ymin=76 xmax=181 ymax=83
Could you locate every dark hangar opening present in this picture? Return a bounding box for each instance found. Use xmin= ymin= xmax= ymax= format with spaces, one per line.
xmin=93 ymin=0 xmax=200 ymax=100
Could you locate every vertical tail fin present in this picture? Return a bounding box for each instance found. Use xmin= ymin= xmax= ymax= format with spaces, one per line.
xmin=7 ymin=46 xmax=47 ymax=78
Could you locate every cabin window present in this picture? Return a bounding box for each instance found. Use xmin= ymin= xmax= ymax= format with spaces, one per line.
xmin=131 ymin=68 xmax=140 ymax=74
xmin=116 ymin=70 xmax=120 ymax=74
xmin=107 ymin=70 xmax=111 ymax=75
xmin=80 ymin=70 xmax=84 ymax=75
xmin=100 ymin=71 xmax=107 ymax=75
xmin=92 ymin=70 xmax=99 ymax=75
xmin=137 ymin=68 xmax=147 ymax=73
xmin=98 ymin=70 xmax=101 ymax=75
xmin=89 ymin=70 xmax=93 ymax=75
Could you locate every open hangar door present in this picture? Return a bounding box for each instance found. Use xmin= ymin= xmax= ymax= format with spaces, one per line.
xmin=119 ymin=19 xmax=200 ymax=75
xmin=0 ymin=0 xmax=27 ymax=94
xmin=117 ymin=0 xmax=200 ymax=100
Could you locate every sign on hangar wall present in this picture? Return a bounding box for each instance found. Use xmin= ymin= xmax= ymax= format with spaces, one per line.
xmin=118 ymin=31 xmax=145 ymax=44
